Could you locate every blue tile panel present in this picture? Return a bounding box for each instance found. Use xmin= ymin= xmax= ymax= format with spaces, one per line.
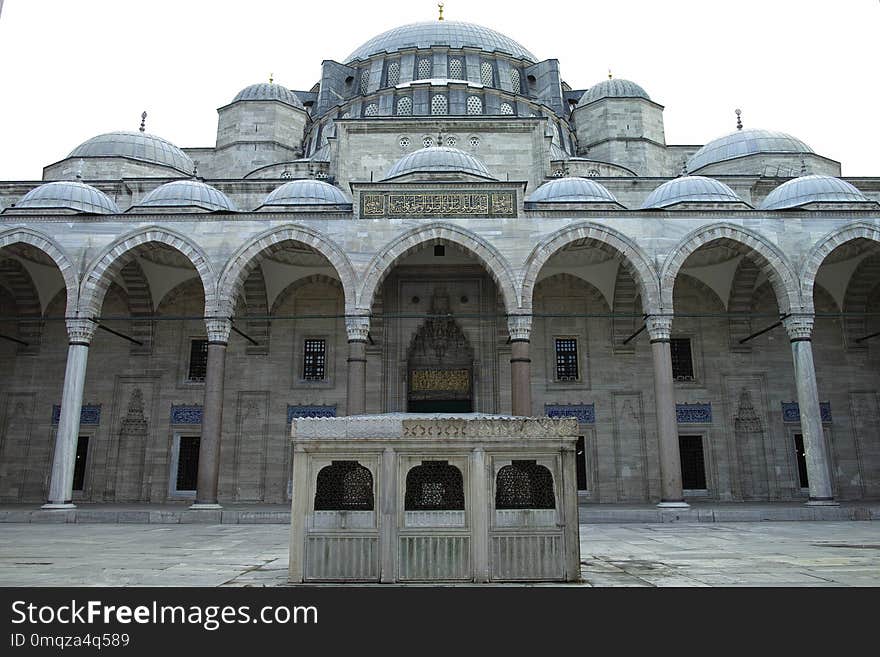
xmin=676 ymin=403 xmax=712 ymax=424
xmin=544 ymin=404 xmax=595 ymax=424
xmin=170 ymin=405 xmax=203 ymax=425
xmin=51 ymin=405 xmax=101 ymax=425
xmin=287 ymin=405 xmax=337 ymax=423
xmin=781 ymin=402 xmax=832 ymax=423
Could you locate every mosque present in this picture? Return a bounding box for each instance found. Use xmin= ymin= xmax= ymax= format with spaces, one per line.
xmin=0 ymin=13 xmax=878 ymax=509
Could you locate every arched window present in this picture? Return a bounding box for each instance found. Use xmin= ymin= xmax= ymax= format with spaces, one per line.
xmin=418 ymin=57 xmax=432 ymax=80
xmin=360 ymin=69 xmax=370 ymax=95
xmin=363 ymin=103 xmax=379 ymax=117
xmin=480 ymin=61 xmax=494 ymax=86
xmin=431 ymin=94 xmax=448 ymax=115
xmin=495 ymin=461 xmax=555 ymax=509
xmin=466 ymin=95 xmax=483 ymax=115
xmin=510 ymin=68 xmax=522 ymax=93
xmin=405 ymin=461 xmax=464 ymax=510
xmin=449 ymin=58 xmax=464 ymax=79
xmin=386 ymin=60 xmax=401 ymax=86
xmin=396 ymin=96 xmax=413 ymax=116
xmin=314 ymin=461 xmax=374 ymax=511
xmin=500 ymin=102 xmax=514 ymax=115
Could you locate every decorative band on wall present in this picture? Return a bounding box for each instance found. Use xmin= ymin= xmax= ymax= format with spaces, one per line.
xmin=676 ymin=403 xmax=712 ymax=424
xmin=51 ymin=404 xmax=101 ymax=426
xmin=361 ymin=191 xmax=516 ymax=218
xmin=544 ymin=404 xmax=595 ymax=425
xmin=781 ymin=401 xmax=832 ymax=423
xmin=287 ymin=405 xmax=337 ymax=423
xmin=170 ymin=405 xmax=203 ymax=425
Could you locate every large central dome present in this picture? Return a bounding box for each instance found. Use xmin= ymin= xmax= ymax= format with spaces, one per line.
xmin=345 ymin=21 xmax=536 ymax=63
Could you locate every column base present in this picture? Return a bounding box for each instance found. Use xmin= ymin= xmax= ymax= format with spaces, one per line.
xmin=189 ymin=503 xmax=223 ymax=510
xmin=41 ymin=502 xmax=76 ymax=510
xmin=657 ymin=501 xmax=690 ymax=509
xmin=806 ymin=498 xmax=839 ymax=507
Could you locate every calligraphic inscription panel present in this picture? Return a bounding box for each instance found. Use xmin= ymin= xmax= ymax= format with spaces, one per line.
xmin=410 ymin=369 xmax=471 ymax=393
xmin=361 ymin=191 xmax=515 ymax=218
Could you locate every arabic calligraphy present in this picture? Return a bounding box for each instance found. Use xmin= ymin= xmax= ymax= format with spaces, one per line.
xmin=361 ymin=191 xmax=515 ymax=217
xmin=410 ymin=369 xmax=471 ymax=393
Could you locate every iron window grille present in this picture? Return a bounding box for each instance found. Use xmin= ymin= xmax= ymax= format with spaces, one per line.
xmin=480 ymin=60 xmax=494 ymax=86
xmin=405 ymin=461 xmax=465 ymax=510
xmin=302 ymin=339 xmax=326 ymax=380
xmin=555 ymin=338 xmax=579 ymax=381
xmin=495 ymin=460 xmax=555 ymax=509
xmin=314 ymin=461 xmax=374 ymax=510
xmin=187 ymin=339 xmax=208 ymax=382
xmin=386 ymin=60 xmax=400 ymax=86
xmin=671 ymin=338 xmax=694 ymax=380
xmin=396 ymin=96 xmax=413 ymax=116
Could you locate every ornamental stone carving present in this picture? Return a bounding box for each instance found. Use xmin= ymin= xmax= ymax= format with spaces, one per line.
xmin=205 ymin=317 xmax=232 ymax=343
xmin=66 ymin=318 xmax=97 ymax=344
xmin=507 ymin=314 xmax=532 ymax=341
xmin=645 ymin=315 xmax=673 ymax=341
xmin=345 ymin=314 xmax=371 ymax=342
xmin=783 ymin=314 xmax=814 ymax=341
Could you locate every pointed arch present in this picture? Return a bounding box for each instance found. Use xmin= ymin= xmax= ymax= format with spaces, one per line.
xmin=0 ymin=227 xmax=79 ymax=313
xmin=661 ymin=223 xmax=799 ymax=314
xmin=358 ymin=223 xmax=519 ymax=312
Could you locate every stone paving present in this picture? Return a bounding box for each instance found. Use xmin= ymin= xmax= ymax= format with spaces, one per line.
xmin=0 ymin=521 xmax=877 ymax=587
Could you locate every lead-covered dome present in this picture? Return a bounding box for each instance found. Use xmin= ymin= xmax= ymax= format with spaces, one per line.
xmin=687 ymin=129 xmax=813 ymax=173
xmin=642 ymin=176 xmax=745 ymax=209
xmin=578 ymin=79 xmax=650 ymax=107
xmin=528 ymin=177 xmax=620 ymax=204
xmin=263 ymin=179 xmax=349 ymax=205
xmin=233 ymin=82 xmax=304 ymax=109
xmin=345 ymin=21 xmax=536 ymax=63
xmin=760 ymin=175 xmax=873 ymax=210
xmin=69 ymin=131 xmax=194 ymax=175
xmin=9 ymin=181 xmax=120 ymax=214
xmin=135 ymin=180 xmax=236 ymax=212
xmin=383 ymin=146 xmax=495 ymax=180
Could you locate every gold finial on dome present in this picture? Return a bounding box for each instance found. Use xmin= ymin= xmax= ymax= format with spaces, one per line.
xmin=608 ymin=68 xmax=612 ymax=79
xmin=269 ymin=73 xmax=274 ymax=84
xmin=735 ymin=108 xmax=743 ymax=131
xmin=139 ymin=111 xmax=147 ymax=133
xmin=438 ymin=3 xmax=444 ymax=21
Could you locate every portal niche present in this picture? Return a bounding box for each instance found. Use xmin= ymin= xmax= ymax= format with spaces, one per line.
xmin=407 ymin=290 xmax=474 ymax=413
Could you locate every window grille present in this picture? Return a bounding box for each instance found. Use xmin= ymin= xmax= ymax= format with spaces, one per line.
xmin=314 ymin=461 xmax=374 ymax=510
xmin=480 ymin=61 xmax=493 ymax=86
xmin=678 ymin=435 xmax=707 ymax=489
xmin=187 ymin=339 xmax=208 ymax=382
xmin=469 ymin=136 xmax=480 ymax=149
xmin=399 ymin=136 xmax=411 ymax=149
xmin=360 ymin=69 xmax=370 ymax=95
xmin=446 ymin=136 xmax=457 ymax=147
xmin=510 ymin=68 xmax=522 ymax=93
xmin=386 ymin=60 xmax=400 ymax=86
xmin=396 ymin=96 xmax=412 ymax=116
xmin=418 ymin=58 xmax=432 ymax=79
xmin=555 ymin=338 xmax=578 ymax=381
xmin=495 ymin=460 xmax=555 ymax=509
xmin=302 ymin=338 xmax=326 ymax=380
xmin=500 ymin=102 xmax=514 ymax=115
xmin=72 ymin=436 xmax=89 ymax=491
xmin=449 ymin=58 xmax=463 ymax=79
xmin=423 ymin=136 xmax=434 ymax=148
xmin=670 ymin=338 xmax=694 ymax=380
xmin=364 ymin=103 xmax=379 ymax=117
xmin=466 ymin=95 xmax=483 ymax=115
xmin=431 ymin=94 xmax=448 ymax=115
xmin=176 ymin=436 xmax=200 ymax=492
xmin=587 ymin=169 xmax=600 ymax=177
xmin=404 ymin=461 xmax=464 ymax=510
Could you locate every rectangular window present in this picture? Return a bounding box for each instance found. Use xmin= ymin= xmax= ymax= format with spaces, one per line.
xmin=72 ymin=436 xmax=89 ymax=492
xmin=303 ymin=339 xmax=327 ymax=380
xmin=555 ymin=338 xmax=578 ymax=381
xmin=187 ymin=339 xmax=208 ymax=382
xmin=176 ymin=435 xmax=200 ymax=493
xmin=670 ymin=338 xmax=694 ymax=380
xmin=575 ymin=436 xmax=587 ymax=491
xmin=679 ymin=434 xmax=707 ymax=490
xmin=794 ymin=434 xmax=809 ymax=489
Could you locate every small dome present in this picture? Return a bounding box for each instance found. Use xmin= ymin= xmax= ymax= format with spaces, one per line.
xmin=384 ymin=146 xmax=495 ymax=180
xmin=69 ymin=131 xmax=194 ymax=175
xmin=12 ymin=181 xmax=119 ymax=214
xmin=346 ymin=21 xmax=536 ymax=63
xmin=688 ymin=128 xmax=813 ymax=173
xmin=528 ymin=177 xmax=619 ymax=204
xmin=233 ymin=82 xmax=304 ymax=109
xmin=578 ymin=79 xmax=650 ymax=107
xmin=761 ymin=175 xmax=871 ymax=210
xmin=136 ymin=180 xmax=237 ymax=212
xmin=263 ymin=180 xmax=349 ymax=205
xmin=642 ymin=176 xmax=744 ymax=209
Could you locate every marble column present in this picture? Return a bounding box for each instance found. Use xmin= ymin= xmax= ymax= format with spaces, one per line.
xmin=470 ymin=447 xmax=489 ymax=583
xmin=508 ymin=314 xmax=532 ymax=416
xmin=192 ymin=317 xmax=230 ymax=509
xmin=345 ymin=313 xmax=370 ymax=416
xmin=647 ymin=315 xmax=688 ymax=508
xmin=43 ymin=319 xmax=97 ymax=509
xmin=783 ymin=314 xmax=837 ymax=505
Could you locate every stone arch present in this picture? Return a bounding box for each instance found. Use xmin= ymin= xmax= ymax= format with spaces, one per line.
xmin=118 ymin=259 xmax=154 ymax=352
xmin=270 ymin=274 xmax=344 ymax=316
xmin=802 ymin=222 xmax=880 ymax=314
xmin=842 ymin=254 xmax=880 ymax=349
xmin=521 ymin=222 xmax=660 ymax=313
xmin=80 ymin=227 xmax=216 ymax=318
xmin=359 ymin=223 xmax=519 ymax=313
xmin=0 ymin=228 xmax=79 ymax=312
xmin=534 ymin=272 xmax=610 ymax=311
xmin=661 ymin=223 xmax=799 ymax=314
xmin=219 ymin=225 xmax=356 ymax=315
xmin=0 ymin=256 xmax=43 ymax=350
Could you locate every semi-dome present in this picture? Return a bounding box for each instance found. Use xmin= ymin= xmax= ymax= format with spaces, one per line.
xmin=578 ymin=79 xmax=650 ymax=107
xmin=687 ymin=128 xmax=813 ymax=173
xmin=345 ymin=21 xmax=536 ymax=63
xmin=10 ymin=181 xmax=119 ymax=214
xmin=761 ymin=175 xmax=872 ymax=210
xmin=232 ymin=82 xmax=304 ymax=109
xmin=263 ymin=179 xmax=349 ymax=205
xmin=135 ymin=180 xmax=237 ymax=212
xmin=528 ymin=177 xmax=619 ymax=204
xmin=642 ymin=176 xmax=744 ymax=209
xmin=69 ymin=131 xmax=194 ymax=175
xmin=383 ymin=146 xmax=495 ymax=180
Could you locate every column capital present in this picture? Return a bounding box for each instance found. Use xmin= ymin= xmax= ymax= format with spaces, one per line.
xmin=783 ymin=313 xmax=814 ymax=341
xmin=345 ymin=313 xmax=371 ymax=342
xmin=66 ymin=318 xmax=97 ymax=345
xmin=204 ymin=317 xmax=232 ymax=343
xmin=645 ymin=314 xmax=673 ymax=342
xmin=507 ymin=313 xmax=532 ymax=342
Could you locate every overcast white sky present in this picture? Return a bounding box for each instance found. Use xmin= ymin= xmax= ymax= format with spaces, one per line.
xmin=0 ymin=0 xmax=877 ymax=179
